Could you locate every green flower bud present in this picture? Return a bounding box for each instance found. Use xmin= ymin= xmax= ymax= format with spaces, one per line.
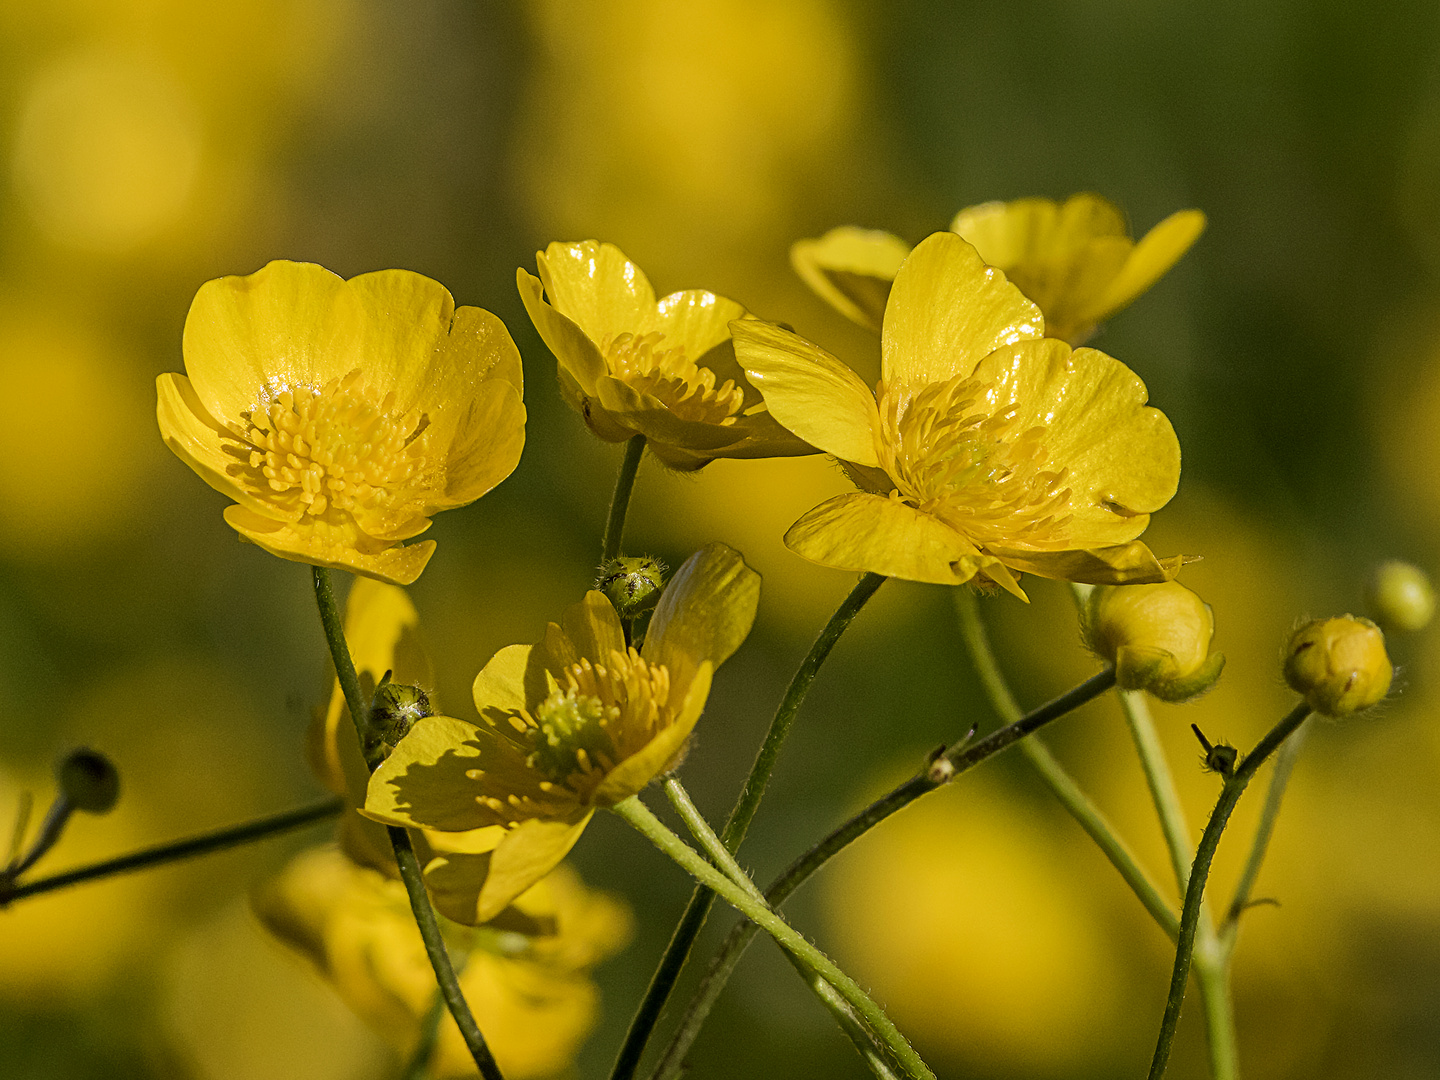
xmin=1284 ymin=615 xmax=1392 ymax=716
xmin=56 ymin=748 xmax=120 ymax=814
xmin=1367 ymin=560 xmax=1435 ymax=633
xmin=597 ymin=556 xmax=667 ymax=619
xmin=1083 ymin=581 xmax=1225 ymax=702
xmin=369 ymin=682 xmax=432 ymax=745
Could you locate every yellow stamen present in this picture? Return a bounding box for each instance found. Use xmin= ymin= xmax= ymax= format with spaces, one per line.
xmin=603 ymin=331 xmax=745 ymax=425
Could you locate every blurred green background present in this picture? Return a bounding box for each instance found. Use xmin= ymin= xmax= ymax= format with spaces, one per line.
xmin=4 ymin=1 xmax=1440 ymax=1077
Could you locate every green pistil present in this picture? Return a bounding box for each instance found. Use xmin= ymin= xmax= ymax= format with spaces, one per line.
xmin=527 ymin=688 xmax=619 ymax=781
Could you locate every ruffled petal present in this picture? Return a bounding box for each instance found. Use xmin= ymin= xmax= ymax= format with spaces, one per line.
xmin=969 ymin=340 xmax=1180 ymax=545
xmin=881 ymin=232 xmax=1042 ymax=394
xmin=644 ymin=544 xmax=759 ymax=688
xmin=1086 ymin=209 xmax=1206 ymax=324
xmin=784 ymin=492 xmax=988 ymax=586
xmin=790 ymin=227 xmax=910 ymax=331
xmin=182 ymin=260 xmax=367 ymax=423
xmin=222 ymin=504 xmax=435 ymax=585
xmin=731 ymin=319 xmax=881 ymax=466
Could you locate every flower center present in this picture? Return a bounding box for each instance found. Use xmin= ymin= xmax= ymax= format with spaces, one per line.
xmin=603 ymin=331 xmax=745 ymax=425
xmin=878 ymin=375 xmax=1073 ymax=548
xmin=245 ymin=370 xmax=424 ymax=519
xmin=524 ymin=648 xmax=672 ymax=787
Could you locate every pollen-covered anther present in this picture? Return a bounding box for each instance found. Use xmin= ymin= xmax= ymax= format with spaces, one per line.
xmin=244 ymin=369 xmax=424 ymax=519
xmin=603 ymin=331 xmax=745 ymax=425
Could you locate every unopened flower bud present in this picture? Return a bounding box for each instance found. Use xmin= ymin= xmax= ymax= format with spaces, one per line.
xmin=1083 ymin=581 xmax=1225 ymax=702
xmin=1283 ymin=615 xmax=1392 ymax=716
xmin=56 ymin=748 xmax=120 ymax=814
xmin=597 ymin=556 xmax=667 ymax=619
xmin=1367 ymin=561 xmax=1434 ymax=633
xmin=369 ymin=682 xmax=432 ymax=745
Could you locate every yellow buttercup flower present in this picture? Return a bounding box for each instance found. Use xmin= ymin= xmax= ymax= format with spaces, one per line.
xmin=254 ymin=846 xmax=631 ymax=1080
xmin=736 ymin=231 xmax=1183 ymax=599
xmin=157 ymin=260 xmax=526 ymax=584
xmin=792 ymin=193 xmax=1205 ymax=343
xmin=518 ymin=241 xmax=812 ymax=470
xmin=363 ymin=543 xmax=759 ymax=922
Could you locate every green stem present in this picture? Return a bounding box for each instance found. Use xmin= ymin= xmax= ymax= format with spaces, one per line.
xmin=601 ymin=435 xmax=646 ymax=564
xmin=1223 ymin=719 xmax=1309 ymax=936
xmin=955 ymin=587 xmax=1179 ymax=937
xmin=313 ymin=567 xmax=505 ymax=1080
xmin=650 ymin=667 xmax=1119 ymax=1080
xmin=664 ymin=778 xmax=900 ymax=1078
xmin=1193 ymin=952 xmax=1239 ymax=1080
xmin=1116 ymin=688 xmax=1195 ymax=892
xmin=1147 ymin=702 xmax=1311 ymax=1080
xmin=611 ymin=795 xmax=936 ymax=1080
xmin=609 ymin=572 xmax=885 ymax=1080
xmin=0 ymin=798 xmax=342 ymax=906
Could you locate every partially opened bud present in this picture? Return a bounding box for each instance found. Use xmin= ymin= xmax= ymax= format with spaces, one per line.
xmin=1284 ymin=615 xmax=1392 ymax=715
xmin=1084 ymin=581 xmax=1224 ymax=702
xmin=56 ymin=748 xmax=120 ymax=814
xmin=1367 ymin=561 xmax=1435 ymax=633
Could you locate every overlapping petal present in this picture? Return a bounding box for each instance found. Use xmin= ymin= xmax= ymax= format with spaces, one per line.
xmin=790 ymin=227 xmax=910 ymax=330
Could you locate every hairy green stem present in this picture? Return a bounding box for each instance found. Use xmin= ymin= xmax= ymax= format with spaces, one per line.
xmin=313 ymin=567 xmax=505 ymax=1080
xmin=601 ymin=435 xmax=646 ymax=564
xmin=612 ymin=795 xmax=936 ymax=1080
xmin=1147 ymin=702 xmax=1311 ymax=1080
xmin=609 ymin=572 xmax=885 ymax=1080
xmin=955 ymin=587 xmax=1179 ymax=937
xmin=650 ymin=667 xmax=1118 ymax=1080
xmin=0 ymin=797 xmax=342 ymax=906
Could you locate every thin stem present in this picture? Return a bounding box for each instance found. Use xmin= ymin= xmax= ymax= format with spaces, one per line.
xmin=5 ymin=795 xmax=74 ymax=878
xmin=1147 ymin=702 xmax=1311 ymax=1080
xmin=1193 ymin=956 xmax=1239 ymax=1080
xmin=1223 ymin=719 xmax=1309 ymax=935
xmin=1117 ymin=689 xmax=1195 ymax=893
xmin=954 ymin=587 xmax=1179 ymax=937
xmin=650 ymin=668 xmax=1119 ymax=1080
xmin=601 ymin=435 xmax=646 ymax=564
xmin=313 ymin=567 xmax=504 ymax=1080
xmin=612 ymin=795 xmax=936 ymax=1080
xmin=664 ymin=777 xmax=900 ymax=1078
xmin=400 ymin=993 xmax=446 ymax=1080
xmin=0 ymin=798 xmax=343 ymax=905
xmin=610 ymin=572 xmax=885 ymax=1080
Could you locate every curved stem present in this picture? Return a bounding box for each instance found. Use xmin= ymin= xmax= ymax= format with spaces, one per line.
xmin=601 ymin=435 xmax=646 ymax=564
xmin=313 ymin=567 xmax=505 ymax=1080
xmin=612 ymin=795 xmax=936 ymax=1080
xmin=650 ymin=667 xmax=1118 ymax=1080
xmin=0 ymin=798 xmax=342 ymax=906
xmin=1147 ymin=702 xmax=1311 ymax=1080
xmin=955 ymin=587 xmax=1179 ymax=936
xmin=610 ymin=572 xmax=885 ymax=1080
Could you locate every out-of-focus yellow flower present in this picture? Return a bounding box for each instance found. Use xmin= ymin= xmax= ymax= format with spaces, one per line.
xmin=254 ymin=846 xmax=631 ymax=1080
xmin=518 ymin=241 xmax=812 ymax=470
xmin=1367 ymin=560 xmax=1435 ymax=633
xmin=363 ymin=543 xmax=759 ymax=922
xmin=793 ymin=194 xmax=1205 ymax=343
xmin=156 ymin=260 xmax=526 ymax=584
xmin=736 ymin=231 xmax=1183 ymax=599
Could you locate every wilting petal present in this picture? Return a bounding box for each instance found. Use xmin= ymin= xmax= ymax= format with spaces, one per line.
xmin=989 ymin=542 xmax=1186 ymax=585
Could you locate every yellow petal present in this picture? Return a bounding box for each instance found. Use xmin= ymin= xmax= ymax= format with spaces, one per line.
xmin=472 ymin=642 xmax=537 ymax=718
xmin=535 ymin=241 xmax=659 ymax=347
xmin=731 ymin=319 xmax=881 ymax=466
xmin=429 ymin=376 xmax=527 ymax=510
xmin=654 ymin=289 xmax=748 ymax=362
xmin=363 ymin=715 xmax=491 ymax=831
xmin=989 ymin=542 xmax=1185 ymax=585
xmin=785 ymin=492 xmax=986 ymax=585
xmin=517 ymin=267 xmax=608 ymax=394
xmin=592 ymin=661 xmax=713 ymax=806
xmin=790 ymin=227 xmax=910 ymax=331
xmin=181 ymin=260 xmax=366 ymax=423
xmin=881 ymin=231 xmax=1043 ymax=394
xmin=1086 ymin=209 xmax=1206 ymax=324
xmin=222 ymin=505 xmax=435 ymax=585
xmin=560 ymin=592 xmax=627 ymax=668
xmin=155 ymin=372 xmax=281 ymax=519
xmin=420 ymin=815 xmax=593 ymax=925
xmin=340 ymin=269 xmax=462 ymax=410
xmin=969 ymin=340 xmax=1179 ymax=544
xmin=643 ymin=544 xmax=759 ymax=687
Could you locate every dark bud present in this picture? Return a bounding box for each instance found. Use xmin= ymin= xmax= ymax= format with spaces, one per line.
xmin=56 ymin=748 xmax=120 ymax=814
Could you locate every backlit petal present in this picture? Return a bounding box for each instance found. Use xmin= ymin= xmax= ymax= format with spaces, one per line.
xmin=644 ymin=544 xmax=759 ymax=688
